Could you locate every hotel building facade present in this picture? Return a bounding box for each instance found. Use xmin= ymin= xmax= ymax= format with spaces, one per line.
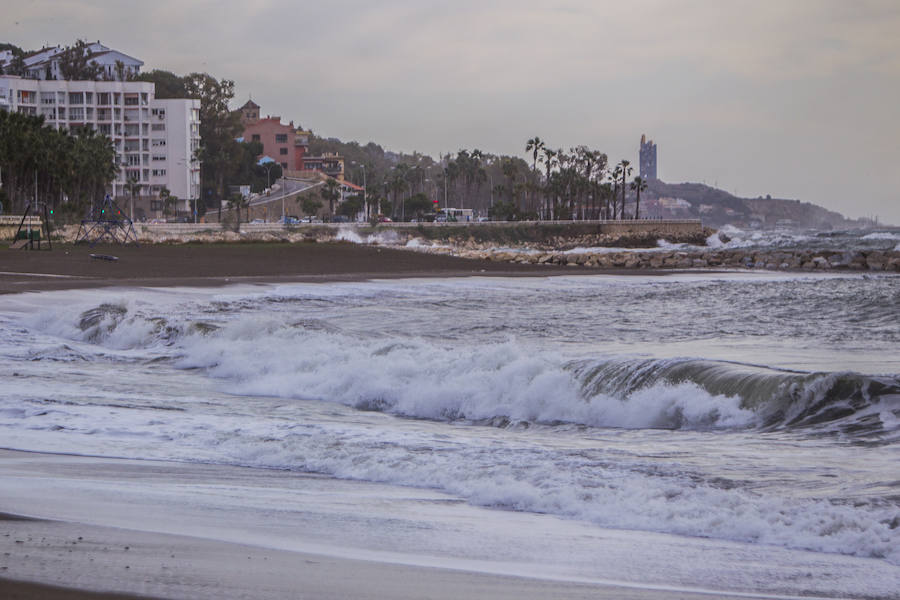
xmin=0 ymin=76 xmax=200 ymax=218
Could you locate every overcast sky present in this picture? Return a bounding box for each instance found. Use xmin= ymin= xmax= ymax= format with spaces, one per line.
xmin=4 ymin=0 xmax=899 ymax=223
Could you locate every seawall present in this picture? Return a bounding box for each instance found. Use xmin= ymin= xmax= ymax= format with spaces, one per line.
xmin=453 ymin=247 xmax=900 ymax=272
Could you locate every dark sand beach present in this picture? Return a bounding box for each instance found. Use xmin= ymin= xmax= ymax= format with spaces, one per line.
xmin=0 ymin=241 xmax=591 ymax=295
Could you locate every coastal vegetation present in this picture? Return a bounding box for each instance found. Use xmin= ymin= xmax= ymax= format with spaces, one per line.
xmin=323 ymin=137 xmax=654 ymax=223
xmin=0 ymin=110 xmax=116 ymax=217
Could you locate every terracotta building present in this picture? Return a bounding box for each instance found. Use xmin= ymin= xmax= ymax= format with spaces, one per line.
xmin=239 ymin=99 xmax=308 ymax=171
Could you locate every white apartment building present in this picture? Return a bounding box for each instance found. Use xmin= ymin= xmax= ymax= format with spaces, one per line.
xmin=147 ymin=99 xmax=201 ymax=214
xmin=0 ymin=42 xmax=143 ymax=82
xmin=0 ymin=76 xmax=200 ymax=219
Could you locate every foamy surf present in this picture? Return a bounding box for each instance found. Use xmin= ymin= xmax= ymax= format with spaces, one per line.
xmin=2 ymin=273 xmax=899 ymax=577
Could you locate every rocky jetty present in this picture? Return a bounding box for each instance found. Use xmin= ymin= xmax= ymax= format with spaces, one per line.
xmin=51 ymin=223 xmax=900 ymax=272
xmin=449 ymin=246 xmax=900 ymax=272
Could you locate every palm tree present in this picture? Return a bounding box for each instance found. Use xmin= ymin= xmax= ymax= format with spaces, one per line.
xmin=226 ymin=192 xmax=248 ymax=231
xmin=525 ymin=137 xmax=544 ymax=174
xmin=158 ymin=186 xmax=171 ymax=219
xmin=501 ymin=159 xmax=518 ymax=212
xmin=320 ymin=177 xmax=342 ymax=218
xmin=165 ymin=194 xmax=179 ymax=220
xmin=540 ymin=147 xmax=558 ymax=219
xmin=525 ymin=137 xmax=543 ymax=215
xmin=124 ymin=176 xmax=142 ymax=222
xmin=610 ymin=165 xmax=621 ymax=219
xmin=618 ymin=160 xmax=632 ymax=219
xmin=631 ymin=176 xmax=647 ymax=220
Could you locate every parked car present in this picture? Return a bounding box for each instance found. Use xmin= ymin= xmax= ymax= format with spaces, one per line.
xmin=377 ymin=215 xmax=393 ymax=222
xmin=332 ymin=215 xmax=350 ymax=223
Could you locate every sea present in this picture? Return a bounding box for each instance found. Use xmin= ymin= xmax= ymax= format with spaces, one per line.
xmin=1 ymin=227 xmax=899 ymax=598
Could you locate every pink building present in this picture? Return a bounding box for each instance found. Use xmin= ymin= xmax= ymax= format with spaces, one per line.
xmin=239 ymin=99 xmax=307 ymax=171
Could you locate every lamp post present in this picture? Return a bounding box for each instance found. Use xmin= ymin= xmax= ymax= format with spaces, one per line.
xmin=263 ymin=162 xmax=274 ymax=191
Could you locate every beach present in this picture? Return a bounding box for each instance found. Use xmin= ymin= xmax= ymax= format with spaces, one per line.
xmin=1 ymin=449 xmax=777 ymax=600
xmin=1 ymin=241 xmax=898 ymax=600
xmin=0 ymin=241 xmax=587 ymax=295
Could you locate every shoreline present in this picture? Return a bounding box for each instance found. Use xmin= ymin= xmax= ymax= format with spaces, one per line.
xmin=0 ymin=449 xmax=772 ymax=600
xmin=0 ymin=241 xmax=675 ymax=295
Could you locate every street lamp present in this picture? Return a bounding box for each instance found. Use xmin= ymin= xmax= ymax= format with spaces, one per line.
xmin=263 ymin=162 xmax=274 ymax=191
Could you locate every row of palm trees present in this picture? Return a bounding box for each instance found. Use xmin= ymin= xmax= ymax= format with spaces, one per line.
xmin=525 ymin=136 xmax=648 ymax=221
xmin=349 ymin=139 xmax=651 ymax=222
xmin=0 ymin=111 xmax=117 ymax=219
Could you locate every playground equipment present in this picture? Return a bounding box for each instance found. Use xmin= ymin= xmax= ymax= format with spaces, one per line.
xmin=10 ymin=201 xmax=53 ymax=250
xmin=75 ymin=194 xmax=139 ymax=246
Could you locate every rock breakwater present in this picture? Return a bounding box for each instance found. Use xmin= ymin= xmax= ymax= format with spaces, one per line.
xmin=451 ymin=247 xmax=900 ymax=272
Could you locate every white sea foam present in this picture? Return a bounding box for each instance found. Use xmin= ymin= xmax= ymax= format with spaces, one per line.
xmin=862 ymin=232 xmax=900 ymax=241
xmin=2 ymin=352 xmax=896 ymax=567
xmin=334 ymin=226 xmax=403 ymax=246
xmin=3 ymin=279 xmax=899 ymax=573
xmin=334 ymin=227 xmax=365 ymax=243
xmin=704 ymin=232 xmax=726 ymax=249
xmin=656 ymin=239 xmax=687 ymax=250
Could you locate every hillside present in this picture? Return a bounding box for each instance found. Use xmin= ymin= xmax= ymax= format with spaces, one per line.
xmin=640 ymin=180 xmax=864 ymax=229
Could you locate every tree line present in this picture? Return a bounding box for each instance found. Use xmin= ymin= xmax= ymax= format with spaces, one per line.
xmin=0 ymin=110 xmax=116 ymax=218
xmin=333 ymin=139 xmax=649 ymax=222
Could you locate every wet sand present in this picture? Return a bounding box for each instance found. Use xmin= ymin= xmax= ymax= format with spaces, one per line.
xmin=0 ymin=450 xmax=767 ymax=600
xmin=0 ymin=242 xmax=585 ymax=295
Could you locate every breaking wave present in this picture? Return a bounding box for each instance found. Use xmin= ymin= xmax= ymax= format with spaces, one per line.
xmin=4 ymin=290 xmax=899 ymax=568
xmin=50 ymin=302 xmax=900 ymax=442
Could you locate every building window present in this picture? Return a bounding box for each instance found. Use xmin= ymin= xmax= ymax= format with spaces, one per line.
xmin=251 ymin=134 xmax=261 ymax=142
xmin=17 ymin=90 xmax=36 ymax=104
xmin=68 ymin=92 xmax=83 ymax=105
xmin=84 ymin=92 xmax=93 ymax=104
xmin=152 ymin=139 xmax=166 ymax=147
xmin=152 ymin=123 xmax=166 ymax=131
xmin=150 ymin=200 xmax=163 ymax=211
xmin=281 ymin=162 xmax=288 ymax=169
xmin=279 ymin=147 xmax=288 ymax=155
xmin=98 ymin=93 xmax=110 ymax=105
xmin=275 ymin=134 xmax=288 ymax=143
xmin=152 ymin=169 xmax=166 ymax=177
